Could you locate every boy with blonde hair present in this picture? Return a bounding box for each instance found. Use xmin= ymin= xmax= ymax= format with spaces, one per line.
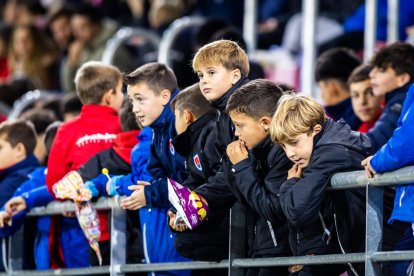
xmin=46 ymin=61 xmax=123 ymax=268
xmin=271 ymin=94 xmax=369 ymax=275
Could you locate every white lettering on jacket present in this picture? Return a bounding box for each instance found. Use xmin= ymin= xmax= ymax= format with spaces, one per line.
xmin=76 ymin=133 xmax=117 ymax=147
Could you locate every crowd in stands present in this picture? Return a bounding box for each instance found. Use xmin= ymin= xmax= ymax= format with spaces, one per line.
xmin=0 ymin=1 xmax=413 ymax=276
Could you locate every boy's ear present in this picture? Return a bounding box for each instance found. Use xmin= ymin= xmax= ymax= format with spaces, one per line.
xmin=312 ymin=124 xmax=323 ymax=136
xmin=101 ymin=89 xmax=114 ymax=106
xmin=15 ymin=142 xmax=27 ymax=159
xmin=184 ymin=110 xmax=196 ymax=125
xmin=231 ymin=69 xmax=242 ymax=85
xmin=396 ymin=72 xmax=410 ymax=87
xmin=259 ymin=116 xmax=272 ymax=132
xmin=160 ymin=89 xmax=172 ymax=105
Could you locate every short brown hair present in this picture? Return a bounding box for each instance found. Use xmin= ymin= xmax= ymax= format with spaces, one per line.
xmin=74 ymin=61 xmax=122 ymax=104
xmin=270 ymin=94 xmax=327 ymax=144
xmin=370 ymin=42 xmax=414 ymax=81
xmin=347 ymin=64 xmax=374 ymax=86
xmin=170 ymin=83 xmax=216 ymax=119
xmin=226 ymin=79 xmax=288 ymax=119
xmin=192 ymin=40 xmax=250 ymax=77
xmin=0 ymin=120 xmax=37 ymax=155
xmin=124 ymin=62 xmax=177 ymax=95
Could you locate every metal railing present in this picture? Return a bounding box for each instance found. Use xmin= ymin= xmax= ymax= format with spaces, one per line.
xmin=3 ymin=166 xmax=414 ymax=275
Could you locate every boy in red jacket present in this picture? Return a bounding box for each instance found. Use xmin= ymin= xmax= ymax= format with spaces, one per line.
xmin=46 ymin=61 xmax=123 ymax=268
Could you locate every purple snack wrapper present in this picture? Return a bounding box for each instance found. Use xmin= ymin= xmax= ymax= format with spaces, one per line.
xmin=167 ymin=178 xmax=209 ymax=230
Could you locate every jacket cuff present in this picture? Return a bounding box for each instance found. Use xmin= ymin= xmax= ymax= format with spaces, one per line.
xmin=22 ymin=192 xmax=34 ymax=210
xmin=232 ymin=158 xmax=254 ymax=173
xmin=144 ymin=185 xmax=153 ymax=207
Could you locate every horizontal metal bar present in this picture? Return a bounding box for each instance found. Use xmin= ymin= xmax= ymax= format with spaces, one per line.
xmin=120 ymin=260 xmax=229 ymax=272
xmin=27 ymin=197 xmax=122 ymax=216
xmin=10 ymin=266 xmax=110 ymax=275
xmin=331 ymin=166 xmax=414 ymax=190
xmin=232 ymin=253 xmax=365 ymax=267
xmin=371 ymin=251 xmax=414 ymax=262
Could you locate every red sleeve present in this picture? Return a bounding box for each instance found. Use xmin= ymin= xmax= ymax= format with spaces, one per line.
xmin=46 ymin=128 xmax=69 ymax=198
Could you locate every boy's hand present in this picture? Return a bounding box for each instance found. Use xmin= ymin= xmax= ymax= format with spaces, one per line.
xmin=288 ymin=164 xmax=303 ymax=179
xmin=361 ymin=156 xmax=377 ymax=178
xmin=120 ymin=184 xmax=147 ymax=210
xmin=226 ymin=140 xmax=248 ymax=164
xmin=5 ymin=196 xmax=27 ymax=216
xmin=0 ymin=211 xmax=12 ymax=228
xmin=167 ymin=211 xmax=188 ymax=232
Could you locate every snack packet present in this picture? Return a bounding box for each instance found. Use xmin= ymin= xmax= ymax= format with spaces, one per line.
xmin=167 ymin=178 xmax=209 ymax=230
xmin=52 ymin=170 xmax=102 ymax=265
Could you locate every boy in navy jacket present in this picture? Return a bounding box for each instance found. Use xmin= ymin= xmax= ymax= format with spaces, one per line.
xmin=0 ymin=120 xmax=40 ymax=271
xmin=225 ymin=79 xmax=292 ymax=275
xmin=367 ymin=42 xmax=414 ymax=152
xmin=122 ymin=62 xmax=190 ymax=274
xmin=167 ymin=83 xmax=229 ymax=262
xmin=362 ymin=83 xmax=414 ymax=275
xmin=271 ymin=94 xmax=370 ymax=275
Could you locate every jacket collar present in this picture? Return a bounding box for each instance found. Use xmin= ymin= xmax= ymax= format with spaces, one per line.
xmin=385 ymin=82 xmax=412 ymax=105
xmin=172 ymin=113 xmax=216 ymax=156
xmin=250 ymin=136 xmax=273 ymax=161
xmin=211 ymin=77 xmax=249 ymax=111
xmin=0 ymin=154 xmax=39 ymax=176
xmin=150 ymin=88 xmax=180 ymax=129
xmin=79 ymin=104 xmax=118 ymax=118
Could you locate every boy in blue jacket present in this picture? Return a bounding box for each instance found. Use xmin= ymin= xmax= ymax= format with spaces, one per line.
xmin=0 ymin=120 xmax=41 ymax=271
xmin=0 ymin=121 xmax=61 ymax=270
xmin=362 ymin=83 xmax=414 ymax=275
xmin=122 ymin=62 xmax=190 ymax=275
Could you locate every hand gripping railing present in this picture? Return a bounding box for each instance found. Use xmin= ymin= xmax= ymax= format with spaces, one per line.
xmin=4 ymin=166 xmax=414 ymax=275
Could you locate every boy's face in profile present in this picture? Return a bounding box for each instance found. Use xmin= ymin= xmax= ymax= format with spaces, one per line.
xmin=196 ymin=64 xmax=240 ymax=102
xmin=0 ymin=135 xmax=23 ymax=170
xmin=281 ymin=126 xmax=321 ymax=169
xmin=127 ymin=82 xmax=169 ymax=127
xmin=369 ymin=66 xmax=405 ymax=96
xmin=174 ymin=109 xmax=189 ymax=135
xmin=350 ymin=79 xmax=383 ymax=122
xmin=230 ymin=112 xmax=270 ymax=150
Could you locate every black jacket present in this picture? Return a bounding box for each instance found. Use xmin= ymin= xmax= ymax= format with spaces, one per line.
xmin=195 ymin=77 xmax=250 ymax=214
xmin=279 ymin=119 xmax=370 ymax=257
xmin=229 ymin=137 xmax=292 ymax=257
xmin=172 ymin=113 xmax=221 ymax=191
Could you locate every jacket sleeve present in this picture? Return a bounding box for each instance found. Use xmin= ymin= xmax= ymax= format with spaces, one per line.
xmin=144 ymin=178 xmax=170 ymax=208
xmin=46 ymin=129 xmax=69 ymax=198
xmin=77 ymin=153 xmax=102 ymax=182
xmin=12 ymin=167 xmax=45 ymax=197
xmin=279 ymin=146 xmax=353 ymax=228
xmin=231 ymin=152 xmax=291 ymax=224
xmin=367 ymin=102 xmax=402 ymax=152
xmin=371 ymin=92 xmax=414 ymax=173
xmin=23 ymin=186 xmax=54 ymax=210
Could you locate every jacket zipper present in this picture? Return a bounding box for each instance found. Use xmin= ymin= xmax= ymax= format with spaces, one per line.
xmin=267 ymin=221 xmax=278 ymax=247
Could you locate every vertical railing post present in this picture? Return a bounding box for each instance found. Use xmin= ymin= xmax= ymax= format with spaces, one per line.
xmin=229 ymin=202 xmax=246 ymax=276
xmin=387 ymin=0 xmax=399 ymax=43
xmin=7 ymin=226 xmax=24 ymax=275
xmin=364 ymin=0 xmax=378 ymax=62
xmin=243 ymin=0 xmax=257 ymax=56
xmin=110 ymin=196 xmax=127 ymax=276
xmin=301 ymin=0 xmax=318 ymax=98
xmin=365 ymin=185 xmax=384 ymax=275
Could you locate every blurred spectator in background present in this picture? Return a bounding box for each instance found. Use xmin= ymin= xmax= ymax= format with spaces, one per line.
xmin=0 ymin=25 xmax=11 ymax=83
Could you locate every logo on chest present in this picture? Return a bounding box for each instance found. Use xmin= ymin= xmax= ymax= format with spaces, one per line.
xmin=193 ymin=154 xmax=203 ymax=172
xmin=169 ymin=139 xmax=175 ymax=155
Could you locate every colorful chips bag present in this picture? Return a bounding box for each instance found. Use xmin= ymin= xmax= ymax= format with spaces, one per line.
xmin=167 ymin=178 xmax=209 ymax=230
xmin=52 ymin=170 xmax=102 ymax=265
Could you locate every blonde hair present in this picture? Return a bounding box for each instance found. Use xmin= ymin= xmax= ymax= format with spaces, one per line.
xmin=75 ymin=61 xmax=122 ymax=104
xmin=270 ymin=94 xmax=327 ymax=144
xmin=192 ymin=40 xmax=249 ymax=77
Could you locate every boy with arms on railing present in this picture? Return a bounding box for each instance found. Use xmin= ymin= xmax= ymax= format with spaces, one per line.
xmin=0 ymin=120 xmax=40 ymax=271
xmin=271 ymin=94 xmax=370 ymax=275
xmin=0 ymin=121 xmax=61 ymax=270
xmin=167 ymin=84 xmax=230 ymax=263
xmin=225 ymin=79 xmax=292 ymax=275
xmin=121 ymin=62 xmax=190 ymax=275
xmin=362 ymin=83 xmax=414 ymax=275
xmin=46 ymin=61 xmax=123 ymax=268
xmin=367 ymin=42 xmax=414 ymax=152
